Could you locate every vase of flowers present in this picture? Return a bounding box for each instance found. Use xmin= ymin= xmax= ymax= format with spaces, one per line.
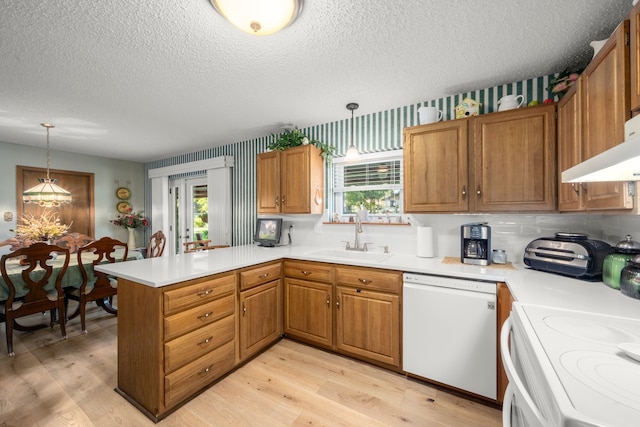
xmin=12 ymin=210 xmax=71 ymax=244
xmin=111 ymin=208 xmax=149 ymax=249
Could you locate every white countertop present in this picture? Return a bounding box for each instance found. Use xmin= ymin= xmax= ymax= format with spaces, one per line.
xmin=96 ymin=243 xmax=640 ymax=320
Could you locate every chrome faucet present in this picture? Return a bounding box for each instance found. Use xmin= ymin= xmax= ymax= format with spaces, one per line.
xmin=344 ymin=215 xmax=367 ymax=251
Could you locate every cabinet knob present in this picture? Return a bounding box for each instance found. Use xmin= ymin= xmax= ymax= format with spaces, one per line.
xmin=326 ymin=295 xmax=330 ymax=306
xmin=198 ymin=311 xmax=213 ymax=320
xmin=198 ymin=336 xmax=214 ymax=345
xmin=258 ymin=273 xmax=269 ymax=279
xmin=197 ymin=289 xmax=212 ymax=297
xmin=462 ymin=185 xmax=467 ymax=197
xmin=476 ymin=186 xmax=482 ymax=197
xmin=242 ymin=302 xmax=246 ymax=316
xmin=275 ymin=195 xmax=280 ymax=206
xmin=281 ymin=195 xmax=286 ymax=205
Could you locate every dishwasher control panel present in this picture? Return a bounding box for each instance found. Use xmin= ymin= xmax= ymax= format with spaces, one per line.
xmin=403 ymin=273 xmax=496 ymax=294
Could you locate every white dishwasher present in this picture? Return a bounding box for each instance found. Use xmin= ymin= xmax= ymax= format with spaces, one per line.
xmin=403 ymin=272 xmax=497 ymax=399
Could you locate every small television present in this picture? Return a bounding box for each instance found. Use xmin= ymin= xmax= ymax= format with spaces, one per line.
xmin=253 ymin=218 xmax=283 ymax=247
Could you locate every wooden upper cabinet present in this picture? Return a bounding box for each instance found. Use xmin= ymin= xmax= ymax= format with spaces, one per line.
xmin=581 ymin=20 xmax=633 ymax=211
xmin=403 ymin=119 xmax=470 ymax=213
xmin=471 ymin=104 xmax=557 ymax=212
xmin=630 ymin=3 xmax=640 ymax=112
xmin=256 ymin=145 xmax=324 ymax=214
xmin=256 ymin=151 xmax=280 ymax=213
xmin=557 ymin=82 xmax=585 ymax=212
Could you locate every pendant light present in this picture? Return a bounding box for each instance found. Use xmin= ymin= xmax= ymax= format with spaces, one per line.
xmin=22 ymin=123 xmax=72 ymax=207
xmin=345 ymin=102 xmax=360 ymax=161
xmin=210 ymin=0 xmax=304 ymax=36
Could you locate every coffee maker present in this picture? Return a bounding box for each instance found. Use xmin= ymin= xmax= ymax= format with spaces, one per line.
xmin=461 ymin=223 xmax=491 ymax=265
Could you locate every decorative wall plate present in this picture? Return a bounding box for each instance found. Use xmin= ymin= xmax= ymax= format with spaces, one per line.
xmin=116 ymin=187 xmax=131 ymax=200
xmin=117 ymin=201 xmax=132 ymax=213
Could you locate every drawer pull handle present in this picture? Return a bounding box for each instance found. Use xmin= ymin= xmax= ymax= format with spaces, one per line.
xmin=198 ymin=311 xmax=213 ymax=320
xmin=199 ymin=364 xmax=214 ymax=376
xmin=358 ymin=278 xmax=372 ymax=284
xmin=301 ymin=270 xmax=312 ymax=276
xmin=198 ymin=336 xmax=214 ymax=345
xmin=197 ymin=289 xmax=213 ymax=297
xmin=258 ymin=273 xmax=269 ymax=279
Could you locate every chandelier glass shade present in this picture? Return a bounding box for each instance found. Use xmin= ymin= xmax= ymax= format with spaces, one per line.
xmin=209 ymin=0 xmax=303 ymax=36
xmin=22 ymin=123 xmax=72 ymax=207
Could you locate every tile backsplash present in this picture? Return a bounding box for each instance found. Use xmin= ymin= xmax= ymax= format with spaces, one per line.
xmin=287 ymin=213 xmax=640 ymax=263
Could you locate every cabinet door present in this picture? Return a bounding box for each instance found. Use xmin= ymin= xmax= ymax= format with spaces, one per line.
xmin=335 ymin=286 xmax=400 ymax=368
xmin=557 ymin=82 xmax=585 ymax=212
xmin=239 ymin=279 xmax=283 ymax=360
xmin=256 ymin=151 xmax=281 ymax=213
xmin=280 ymin=146 xmax=311 ymax=213
xmin=284 ymin=277 xmax=332 ymax=347
xmin=631 ymin=3 xmax=640 ymax=112
xmin=403 ymin=120 xmax=469 ymax=212
xmin=582 ymin=21 xmax=633 ymax=211
xmin=472 ymin=104 xmax=556 ymax=212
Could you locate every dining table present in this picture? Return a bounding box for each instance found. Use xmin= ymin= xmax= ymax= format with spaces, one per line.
xmin=0 ymin=248 xmax=143 ymax=302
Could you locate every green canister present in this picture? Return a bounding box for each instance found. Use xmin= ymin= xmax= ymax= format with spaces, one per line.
xmin=602 ymin=235 xmax=640 ymax=289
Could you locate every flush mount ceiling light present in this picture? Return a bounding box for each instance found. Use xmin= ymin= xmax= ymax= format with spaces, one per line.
xmin=210 ymin=0 xmax=304 ymax=36
xmin=22 ymin=123 xmax=72 ymax=207
xmin=345 ymin=102 xmax=360 ymax=161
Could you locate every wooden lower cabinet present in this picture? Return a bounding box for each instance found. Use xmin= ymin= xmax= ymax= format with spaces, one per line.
xmin=335 ymin=286 xmax=400 ymax=367
xmin=239 ymin=279 xmax=283 ymax=360
xmin=283 ymin=260 xmax=333 ymax=347
xmin=238 ymin=261 xmax=284 ymax=361
xmin=334 ymin=266 xmax=402 ymax=369
xmin=283 ymin=260 xmax=402 ymax=370
xmin=116 ymin=272 xmax=236 ymax=421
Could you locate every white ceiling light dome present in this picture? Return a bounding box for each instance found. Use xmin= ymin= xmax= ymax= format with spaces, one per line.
xmin=210 ymin=0 xmax=304 ymax=36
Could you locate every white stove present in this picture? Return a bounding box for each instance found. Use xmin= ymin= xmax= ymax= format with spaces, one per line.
xmin=503 ymin=303 xmax=640 ymax=426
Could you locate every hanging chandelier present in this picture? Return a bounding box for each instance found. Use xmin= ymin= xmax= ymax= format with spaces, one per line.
xmin=22 ymin=123 xmax=72 ymax=207
xmin=209 ymin=0 xmax=304 ymax=36
xmin=345 ymin=102 xmax=360 ymax=161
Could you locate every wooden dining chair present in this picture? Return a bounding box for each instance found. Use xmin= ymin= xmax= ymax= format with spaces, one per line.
xmin=183 ymin=239 xmax=229 ymax=253
xmin=0 ymin=242 xmax=69 ymax=356
xmin=66 ymin=236 xmax=128 ymax=334
xmin=53 ymin=233 xmax=94 ymax=254
xmin=146 ymin=230 xmax=166 ymax=258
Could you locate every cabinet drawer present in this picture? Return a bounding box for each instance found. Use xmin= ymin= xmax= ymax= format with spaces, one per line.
xmin=240 ymin=262 xmax=282 ymax=291
xmin=165 ymin=314 xmax=235 ymax=374
xmin=335 ymin=266 xmax=402 ymax=294
xmin=164 ymin=340 xmax=235 ymax=408
xmin=284 ymin=260 xmax=333 ymax=283
xmin=164 ymin=294 xmax=235 ymax=341
xmin=164 ymin=273 xmax=235 ymax=315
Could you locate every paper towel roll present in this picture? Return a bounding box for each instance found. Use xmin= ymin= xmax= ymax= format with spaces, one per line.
xmin=416 ymin=226 xmax=435 ymax=258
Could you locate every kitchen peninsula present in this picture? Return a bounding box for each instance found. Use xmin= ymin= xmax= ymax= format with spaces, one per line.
xmin=97 ymin=244 xmax=640 ymax=422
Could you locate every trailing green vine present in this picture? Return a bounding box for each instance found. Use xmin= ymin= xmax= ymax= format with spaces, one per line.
xmin=268 ymin=129 xmax=336 ymax=162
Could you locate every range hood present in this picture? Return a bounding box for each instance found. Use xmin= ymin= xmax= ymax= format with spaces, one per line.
xmin=562 ymin=116 xmax=640 ymax=183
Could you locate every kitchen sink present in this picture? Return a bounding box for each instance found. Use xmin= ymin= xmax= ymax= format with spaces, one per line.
xmin=304 ymin=248 xmax=390 ymax=263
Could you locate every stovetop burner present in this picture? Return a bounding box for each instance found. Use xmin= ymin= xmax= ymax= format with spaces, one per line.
xmin=522 ymin=304 xmax=640 ymax=426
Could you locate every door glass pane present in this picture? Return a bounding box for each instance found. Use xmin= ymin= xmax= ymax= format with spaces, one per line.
xmin=192 ymin=184 xmax=208 ymax=241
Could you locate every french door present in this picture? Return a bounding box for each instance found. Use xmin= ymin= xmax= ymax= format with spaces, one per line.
xmin=170 ymin=177 xmax=208 ymax=254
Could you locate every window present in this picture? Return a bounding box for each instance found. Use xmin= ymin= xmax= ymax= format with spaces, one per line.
xmin=332 ymin=150 xmax=403 ymax=221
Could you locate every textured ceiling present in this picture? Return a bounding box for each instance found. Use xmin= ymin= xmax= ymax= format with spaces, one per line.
xmin=0 ymin=0 xmax=633 ymax=162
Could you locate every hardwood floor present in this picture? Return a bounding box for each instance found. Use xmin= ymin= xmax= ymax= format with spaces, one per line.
xmin=0 ymin=303 xmax=502 ymax=426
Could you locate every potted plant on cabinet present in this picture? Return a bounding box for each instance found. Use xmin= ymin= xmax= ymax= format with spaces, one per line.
xmin=268 ymin=129 xmax=336 ymax=162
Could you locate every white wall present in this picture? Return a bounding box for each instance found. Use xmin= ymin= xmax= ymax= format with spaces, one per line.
xmin=0 ymin=140 xmax=145 ymax=255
